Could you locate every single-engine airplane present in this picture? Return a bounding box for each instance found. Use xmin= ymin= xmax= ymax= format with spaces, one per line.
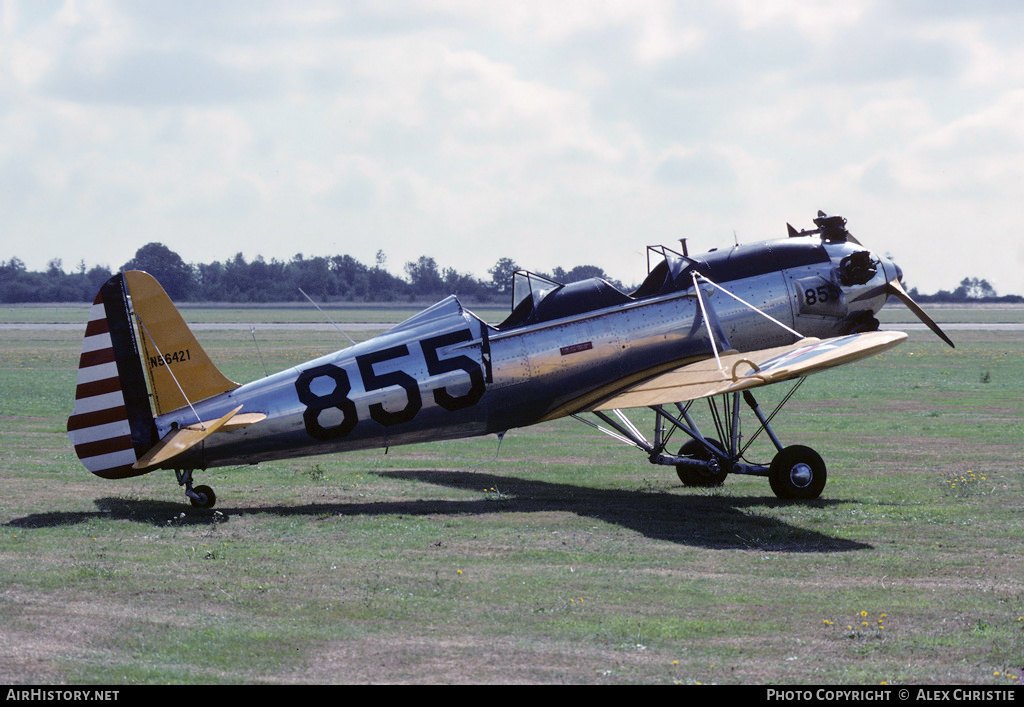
xmin=68 ymin=211 xmax=954 ymax=508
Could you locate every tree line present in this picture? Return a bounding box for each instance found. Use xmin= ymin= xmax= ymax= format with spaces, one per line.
xmin=1 ymin=242 xmax=1019 ymax=304
xmin=908 ymin=278 xmax=1023 ymax=304
xmin=0 ymin=243 xmax=625 ymax=304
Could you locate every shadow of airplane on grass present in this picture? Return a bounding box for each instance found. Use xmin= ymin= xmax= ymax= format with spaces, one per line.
xmin=7 ymin=468 xmax=870 ymax=552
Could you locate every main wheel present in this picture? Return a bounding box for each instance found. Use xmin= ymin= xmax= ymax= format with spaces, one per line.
xmin=189 ymin=484 xmax=217 ymax=509
xmin=676 ymin=438 xmax=728 ymax=487
xmin=768 ymin=445 xmax=826 ymax=500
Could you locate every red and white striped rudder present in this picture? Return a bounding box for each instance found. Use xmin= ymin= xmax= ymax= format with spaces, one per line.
xmin=67 ymin=273 xmax=156 ymax=479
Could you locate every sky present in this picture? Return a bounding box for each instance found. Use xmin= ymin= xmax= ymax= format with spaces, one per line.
xmin=2 ymin=0 xmax=1023 ymax=296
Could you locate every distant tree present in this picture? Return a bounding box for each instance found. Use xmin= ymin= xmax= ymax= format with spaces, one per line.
xmin=442 ymin=266 xmax=484 ymax=297
xmin=944 ymin=277 xmax=998 ymax=302
xmin=488 ymin=257 xmax=520 ymax=295
xmin=221 ymin=253 xmax=252 ymax=300
xmin=246 ymin=256 xmax=282 ymax=302
xmin=330 ymin=254 xmax=370 ymax=300
xmin=3 ymin=256 xmax=27 ymax=273
xmin=42 ymin=258 xmax=82 ymax=301
xmin=1 ymin=257 xmax=34 ymax=302
xmin=405 ymin=256 xmax=444 ymax=297
xmin=293 ymin=255 xmax=331 ymax=301
xmin=562 ymin=264 xmax=608 ymax=283
xmin=368 ymin=265 xmax=407 ymax=302
xmin=194 ymin=261 xmax=225 ymax=300
xmin=122 ymin=243 xmax=194 ymax=299
xmin=912 ymin=276 xmax=1020 ymax=303
xmin=951 ymin=280 xmax=968 ymax=301
xmin=548 ymin=264 xmax=626 ymax=291
xmin=958 ymin=277 xmax=997 ymax=300
xmin=85 ymin=264 xmax=113 ymax=294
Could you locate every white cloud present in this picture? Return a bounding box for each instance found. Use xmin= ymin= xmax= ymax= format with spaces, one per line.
xmin=1 ymin=0 xmax=1023 ymax=297
xmin=728 ymin=0 xmax=868 ymax=39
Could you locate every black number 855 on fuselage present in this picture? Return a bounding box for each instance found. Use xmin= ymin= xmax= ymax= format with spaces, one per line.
xmin=295 ymin=325 xmax=486 ymax=442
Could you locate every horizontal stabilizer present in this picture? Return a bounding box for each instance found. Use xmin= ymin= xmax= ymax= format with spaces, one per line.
xmin=577 ymin=330 xmax=907 ymax=413
xmin=219 ymin=412 xmax=268 ymax=431
xmin=132 ymin=406 xmax=265 ymax=471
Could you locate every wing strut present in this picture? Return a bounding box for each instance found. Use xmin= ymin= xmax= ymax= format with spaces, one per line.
xmin=573 ymin=410 xmax=651 ymax=451
xmin=692 ymin=272 xmax=804 ymax=341
xmin=691 ymin=272 xmax=727 ymax=369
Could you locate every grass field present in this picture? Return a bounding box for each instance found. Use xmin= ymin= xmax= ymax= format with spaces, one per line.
xmin=1 ymin=304 xmax=1022 ymax=684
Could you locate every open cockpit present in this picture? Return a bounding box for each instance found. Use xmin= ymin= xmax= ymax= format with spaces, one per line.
xmin=495 ymin=246 xmax=698 ymax=330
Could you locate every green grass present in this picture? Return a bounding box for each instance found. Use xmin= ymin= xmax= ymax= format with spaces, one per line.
xmin=0 ymin=312 xmax=1022 ymax=684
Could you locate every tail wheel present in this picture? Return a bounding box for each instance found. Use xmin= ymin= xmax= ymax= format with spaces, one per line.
xmin=676 ymin=438 xmax=728 ymax=487
xmin=769 ymin=445 xmax=826 ymax=500
xmin=189 ymin=484 xmax=217 ymax=509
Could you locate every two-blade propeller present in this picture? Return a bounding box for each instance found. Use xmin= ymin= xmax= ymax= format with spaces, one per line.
xmin=852 ymin=274 xmax=955 ymax=348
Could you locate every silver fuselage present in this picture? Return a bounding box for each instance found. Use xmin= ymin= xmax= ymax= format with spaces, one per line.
xmin=156 ymin=237 xmax=899 ymax=470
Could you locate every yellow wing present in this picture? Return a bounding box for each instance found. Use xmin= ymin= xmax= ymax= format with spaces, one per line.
xmin=551 ymin=330 xmax=906 ymax=418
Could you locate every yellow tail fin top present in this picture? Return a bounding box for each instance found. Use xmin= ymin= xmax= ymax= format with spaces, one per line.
xmin=125 ymin=270 xmax=239 ymax=415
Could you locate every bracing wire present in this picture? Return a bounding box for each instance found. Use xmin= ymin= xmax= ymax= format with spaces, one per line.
xmin=134 ymin=314 xmax=205 ymax=429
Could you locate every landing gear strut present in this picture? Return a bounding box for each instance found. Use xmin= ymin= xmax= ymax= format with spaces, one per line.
xmin=175 ymin=469 xmax=217 ymax=508
xmin=574 ymin=381 xmax=828 ymax=500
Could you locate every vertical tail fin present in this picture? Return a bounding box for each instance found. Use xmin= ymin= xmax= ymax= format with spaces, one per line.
xmin=67 ymin=273 xmax=157 ymax=478
xmin=67 ymin=271 xmax=238 ymax=478
xmin=123 ymin=270 xmax=238 ymax=415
